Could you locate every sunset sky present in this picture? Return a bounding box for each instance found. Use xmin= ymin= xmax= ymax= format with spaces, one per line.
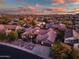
xmin=0 ymin=0 xmax=79 ymax=14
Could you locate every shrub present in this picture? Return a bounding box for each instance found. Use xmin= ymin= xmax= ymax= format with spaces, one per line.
xmin=51 ymin=42 xmax=72 ymax=59
xmin=16 ymin=29 xmax=25 ymax=38
xmin=31 ymin=20 xmax=36 ymax=27
xmin=0 ymin=32 xmax=6 ymax=40
xmin=22 ymin=32 xmax=36 ymax=42
xmin=7 ymin=31 xmax=18 ymax=41
xmin=18 ymin=20 xmax=26 ymax=26
xmin=23 ymin=33 xmax=33 ymax=42
xmin=73 ymin=49 xmax=79 ymax=59
xmin=0 ymin=16 xmax=11 ymax=24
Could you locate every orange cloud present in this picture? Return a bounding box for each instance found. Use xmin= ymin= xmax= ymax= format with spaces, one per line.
xmin=53 ymin=0 xmax=64 ymax=4
xmin=52 ymin=0 xmax=79 ymax=5
xmin=70 ymin=8 xmax=79 ymax=13
xmin=68 ymin=0 xmax=79 ymax=3
xmin=46 ymin=8 xmax=66 ymax=12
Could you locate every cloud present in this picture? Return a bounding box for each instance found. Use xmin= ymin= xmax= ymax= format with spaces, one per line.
xmin=16 ymin=0 xmax=24 ymax=2
xmin=68 ymin=0 xmax=79 ymax=3
xmin=46 ymin=8 xmax=66 ymax=13
xmin=0 ymin=0 xmax=5 ymax=8
xmin=35 ymin=4 xmax=43 ymax=8
xmin=1 ymin=3 xmax=79 ymax=14
xmin=20 ymin=5 xmax=36 ymax=12
xmin=0 ymin=5 xmax=39 ymax=14
xmin=70 ymin=8 xmax=79 ymax=13
xmin=0 ymin=7 xmax=69 ymax=14
xmin=0 ymin=0 xmax=5 ymax=4
xmin=16 ymin=0 xmax=26 ymax=5
xmin=52 ymin=0 xmax=79 ymax=5
xmin=13 ymin=4 xmax=43 ymax=14
xmin=0 ymin=4 xmax=45 ymax=14
xmin=53 ymin=0 xmax=64 ymax=4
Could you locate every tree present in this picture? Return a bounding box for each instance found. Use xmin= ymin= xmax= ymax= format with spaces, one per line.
xmin=31 ymin=20 xmax=36 ymax=27
xmin=18 ymin=20 xmax=26 ymax=26
xmin=55 ymin=29 xmax=65 ymax=42
xmin=63 ymin=21 xmax=73 ymax=28
xmin=0 ymin=16 xmax=11 ymax=24
xmin=51 ymin=42 xmax=72 ymax=59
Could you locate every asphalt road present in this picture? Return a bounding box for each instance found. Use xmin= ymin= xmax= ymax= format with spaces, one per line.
xmin=0 ymin=44 xmax=43 ymax=59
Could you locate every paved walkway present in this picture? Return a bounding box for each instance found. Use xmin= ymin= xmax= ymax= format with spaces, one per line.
xmin=32 ymin=44 xmax=51 ymax=58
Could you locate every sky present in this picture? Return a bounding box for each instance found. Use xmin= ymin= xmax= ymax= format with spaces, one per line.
xmin=0 ymin=0 xmax=79 ymax=14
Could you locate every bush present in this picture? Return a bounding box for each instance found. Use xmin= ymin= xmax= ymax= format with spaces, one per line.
xmin=22 ymin=33 xmax=33 ymax=42
xmin=7 ymin=31 xmax=18 ymax=41
xmin=22 ymin=32 xmax=36 ymax=42
xmin=31 ymin=20 xmax=36 ymax=27
xmin=73 ymin=49 xmax=79 ymax=59
xmin=0 ymin=16 xmax=11 ymax=24
xmin=0 ymin=32 xmax=6 ymax=40
xmin=18 ymin=20 xmax=26 ymax=26
xmin=51 ymin=42 xmax=72 ymax=59
xmin=16 ymin=29 xmax=25 ymax=38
